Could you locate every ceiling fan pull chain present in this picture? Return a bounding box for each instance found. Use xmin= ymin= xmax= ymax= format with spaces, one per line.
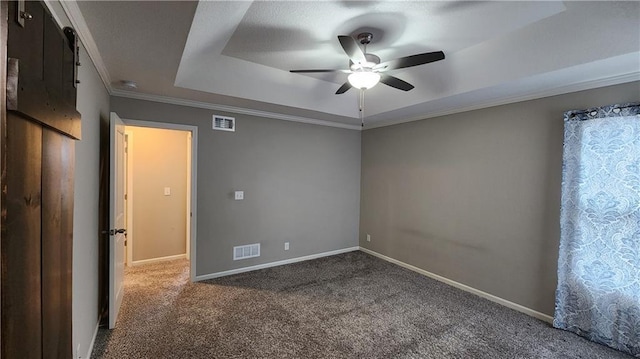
xmin=360 ymin=89 xmax=365 ymax=128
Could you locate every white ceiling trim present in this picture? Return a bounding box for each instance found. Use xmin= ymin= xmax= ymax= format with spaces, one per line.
xmin=43 ymin=0 xmax=64 ymax=28
xmin=58 ymin=0 xmax=112 ymax=94
xmin=110 ymin=89 xmax=362 ymax=131
xmin=366 ymin=71 xmax=640 ymax=129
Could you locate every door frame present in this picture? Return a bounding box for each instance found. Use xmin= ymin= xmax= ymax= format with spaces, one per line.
xmin=119 ymin=119 xmax=198 ymax=282
xmin=124 ymin=129 xmax=134 ymax=265
xmin=0 ymin=1 xmax=7 ymax=343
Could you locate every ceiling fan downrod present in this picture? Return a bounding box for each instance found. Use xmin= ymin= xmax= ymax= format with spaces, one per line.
xmin=357 ymin=32 xmax=373 ymax=44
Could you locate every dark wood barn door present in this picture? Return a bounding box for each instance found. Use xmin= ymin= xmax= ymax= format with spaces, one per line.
xmin=1 ymin=1 xmax=81 ymax=357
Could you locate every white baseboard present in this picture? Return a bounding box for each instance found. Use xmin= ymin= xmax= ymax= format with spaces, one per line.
xmin=359 ymin=247 xmax=554 ymax=323
xmin=83 ymin=321 xmax=100 ymax=359
xmin=195 ymin=246 xmax=360 ymax=281
xmin=130 ymin=254 xmax=186 ymax=266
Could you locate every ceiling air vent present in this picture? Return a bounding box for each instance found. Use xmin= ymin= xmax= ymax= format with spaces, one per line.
xmin=233 ymin=243 xmax=260 ymax=260
xmin=213 ymin=115 xmax=235 ymax=132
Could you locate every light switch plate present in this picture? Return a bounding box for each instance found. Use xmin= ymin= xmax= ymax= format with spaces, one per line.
xmin=234 ymin=191 xmax=244 ymax=200
xmin=164 ymin=187 xmax=171 ymax=196
xmin=284 ymin=242 xmax=290 ymax=250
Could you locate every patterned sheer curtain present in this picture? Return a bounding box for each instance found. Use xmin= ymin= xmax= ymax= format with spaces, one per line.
xmin=554 ymin=102 xmax=640 ymax=357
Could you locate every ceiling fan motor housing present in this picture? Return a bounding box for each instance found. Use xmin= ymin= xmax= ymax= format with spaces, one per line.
xmin=350 ymin=54 xmax=381 ymax=70
xmin=349 ymin=32 xmax=380 ymax=70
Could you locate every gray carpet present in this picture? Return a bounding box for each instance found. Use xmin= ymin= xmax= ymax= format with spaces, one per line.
xmin=91 ymin=251 xmax=632 ymax=358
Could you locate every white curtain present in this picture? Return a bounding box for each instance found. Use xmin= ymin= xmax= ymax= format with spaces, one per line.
xmin=554 ymin=103 xmax=640 ymax=357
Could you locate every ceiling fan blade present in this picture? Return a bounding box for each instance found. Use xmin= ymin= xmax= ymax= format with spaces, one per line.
xmin=374 ymin=51 xmax=445 ymax=71
xmin=335 ymin=82 xmax=352 ymax=94
xmin=290 ymin=69 xmax=349 ymax=73
xmin=338 ymin=35 xmax=366 ymax=64
xmin=379 ymin=74 xmax=414 ymax=91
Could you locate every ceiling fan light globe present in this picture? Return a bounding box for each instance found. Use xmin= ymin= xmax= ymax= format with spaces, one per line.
xmin=348 ymin=72 xmax=380 ymax=90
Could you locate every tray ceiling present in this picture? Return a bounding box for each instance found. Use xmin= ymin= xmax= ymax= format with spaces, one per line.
xmin=74 ymin=1 xmax=640 ymax=128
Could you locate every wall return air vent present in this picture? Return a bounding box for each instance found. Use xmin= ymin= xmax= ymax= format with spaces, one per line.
xmin=212 ymin=115 xmax=235 ymax=132
xmin=233 ymin=243 xmax=260 ymax=260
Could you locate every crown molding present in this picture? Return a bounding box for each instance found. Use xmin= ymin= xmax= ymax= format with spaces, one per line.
xmin=110 ymin=89 xmax=362 ymax=131
xmin=366 ymin=72 xmax=640 ymax=129
xmin=43 ymin=0 xmax=64 ymax=28
xmin=59 ymin=0 xmax=112 ymax=94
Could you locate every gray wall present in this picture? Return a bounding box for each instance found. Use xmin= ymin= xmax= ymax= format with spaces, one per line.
xmin=73 ymin=45 xmax=110 ymax=358
xmin=360 ymin=81 xmax=640 ymax=316
xmin=111 ymin=97 xmax=361 ymax=276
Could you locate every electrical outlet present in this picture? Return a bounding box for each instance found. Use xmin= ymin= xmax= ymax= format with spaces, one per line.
xmin=284 ymin=242 xmax=290 ymax=250
xmin=366 ymin=234 xmax=371 ymax=242
xmin=76 ymin=344 xmax=81 ymax=359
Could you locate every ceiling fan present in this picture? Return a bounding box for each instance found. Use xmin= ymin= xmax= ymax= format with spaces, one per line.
xmin=290 ymin=32 xmax=445 ymax=94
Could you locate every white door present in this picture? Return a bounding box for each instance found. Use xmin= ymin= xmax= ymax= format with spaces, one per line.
xmin=109 ymin=112 xmax=126 ymax=328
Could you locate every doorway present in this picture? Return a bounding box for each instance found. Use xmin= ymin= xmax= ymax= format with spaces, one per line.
xmin=123 ymin=119 xmax=198 ymax=281
xmin=124 ymin=126 xmax=192 ymax=267
xmin=108 ymin=116 xmax=197 ymax=328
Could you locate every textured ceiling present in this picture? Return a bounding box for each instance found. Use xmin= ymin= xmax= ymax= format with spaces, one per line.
xmin=75 ymin=1 xmax=640 ymax=128
xmin=221 ymin=1 xmax=563 ymax=83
